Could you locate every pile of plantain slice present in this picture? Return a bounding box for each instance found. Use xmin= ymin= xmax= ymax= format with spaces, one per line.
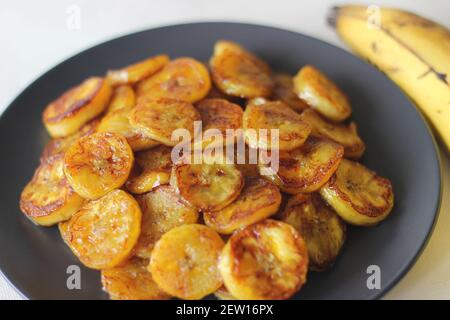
xmin=20 ymin=40 xmax=394 ymax=300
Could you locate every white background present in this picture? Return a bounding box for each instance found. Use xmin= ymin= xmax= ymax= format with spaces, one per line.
xmin=1 ymin=0 xmax=449 ymax=299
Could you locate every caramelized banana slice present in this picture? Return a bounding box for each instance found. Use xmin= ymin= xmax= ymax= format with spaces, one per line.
xmin=219 ymin=219 xmax=308 ymax=300
xmin=98 ymin=107 xmax=159 ymax=151
xmin=259 ymin=137 xmax=344 ymax=194
xmin=272 ymin=73 xmax=309 ymax=112
xmin=101 ymin=257 xmax=171 ymax=300
xmin=194 ymin=98 xmax=243 ymax=149
xmin=281 ymin=193 xmax=346 ymax=271
xmin=107 ymin=54 xmax=169 ymax=86
xmin=210 ymin=40 xmax=273 ymax=98
xmin=149 ymin=224 xmax=224 ymax=300
xmin=126 ymin=146 xmax=172 ymax=194
xmin=129 ymin=98 xmax=201 ymax=146
xmin=20 ymin=155 xmax=84 ymax=226
xmin=41 ymin=119 xmax=99 ymax=162
xmin=136 ymin=58 xmax=210 ymax=103
xmin=294 ymin=65 xmax=351 ymax=122
xmin=60 ymin=189 xmax=141 ymax=269
xmin=320 ymin=159 xmax=394 ymax=226
xmin=134 ymin=185 xmax=198 ymax=258
xmin=214 ymin=286 xmax=236 ymax=300
xmin=204 ymin=178 xmax=281 ymax=234
xmin=171 ymin=159 xmax=244 ymax=211
xmin=43 ymin=77 xmax=112 ymax=138
xmin=106 ymin=85 xmax=136 ymax=113
xmin=243 ymin=100 xmax=311 ymax=150
xmin=64 ymin=132 xmax=134 ymax=199
xmin=300 ymin=109 xmax=365 ymax=159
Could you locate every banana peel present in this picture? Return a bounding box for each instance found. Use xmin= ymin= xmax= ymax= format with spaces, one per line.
xmin=329 ymin=5 xmax=450 ymax=152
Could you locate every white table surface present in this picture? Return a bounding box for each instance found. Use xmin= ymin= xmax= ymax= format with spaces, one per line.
xmin=1 ymin=0 xmax=449 ymax=300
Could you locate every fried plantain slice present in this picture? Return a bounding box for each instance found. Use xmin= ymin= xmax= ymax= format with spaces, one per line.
xmin=20 ymin=154 xmax=84 ymax=226
xmin=210 ymin=40 xmax=273 ymax=98
xmin=194 ymin=98 xmax=243 ymax=149
xmin=219 ymin=219 xmax=308 ymax=300
xmin=243 ymin=99 xmax=311 ymax=151
xmin=125 ymin=145 xmax=172 ymax=194
xmin=204 ymin=178 xmax=281 ymax=234
xmin=320 ymin=159 xmax=394 ymax=226
xmin=281 ymin=193 xmax=346 ymax=271
xmin=41 ymin=118 xmax=99 ymax=162
xmin=134 ymin=185 xmax=198 ymax=258
xmin=106 ymin=85 xmax=136 ymax=113
xmin=171 ymin=158 xmax=244 ymax=211
xmin=101 ymin=257 xmax=171 ymax=300
xmin=60 ymin=189 xmax=141 ymax=269
xmin=43 ymin=77 xmax=112 ymax=138
xmin=149 ymin=224 xmax=224 ymax=300
xmin=64 ymin=132 xmax=134 ymax=199
xmin=106 ymin=54 xmax=169 ymax=86
xmin=98 ymin=107 xmax=159 ymax=151
xmin=293 ymin=65 xmax=351 ymax=122
xmin=259 ymin=137 xmax=344 ymax=194
xmin=300 ymin=109 xmax=365 ymax=159
xmin=271 ymin=73 xmax=309 ymax=112
xmin=129 ymin=98 xmax=201 ymax=146
xmin=136 ymin=57 xmax=211 ymax=103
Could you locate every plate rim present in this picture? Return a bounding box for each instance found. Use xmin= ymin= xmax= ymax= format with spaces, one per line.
xmin=0 ymin=21 xmax=443 ymax=300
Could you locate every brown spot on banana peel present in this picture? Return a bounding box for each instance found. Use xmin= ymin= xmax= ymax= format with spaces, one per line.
xmin=327 ymin=7 xmax=449 ymax=85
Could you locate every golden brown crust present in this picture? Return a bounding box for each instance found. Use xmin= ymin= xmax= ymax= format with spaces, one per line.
xmin=221 ymin=219 xmax=308 ymax=300
xmin=260 ymin=137 xmax=344 ymax=193
xmin=63 ymin=132 xmax=134 ymax=199
xmin=204 ymin=178 xmax=281 ymax=234
xmin=281 ymin=193 xmax=346 ymax=271
xmin=136 ymin=57 xmax=211 ymax=103
xmin=210 ymin=40 xmax=273 ymax=98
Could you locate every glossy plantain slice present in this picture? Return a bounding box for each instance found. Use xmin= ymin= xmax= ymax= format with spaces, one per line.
xmin=64 ymin=132 xmax=134 ymax=199
xmin=204 ymin=178 xmax=281 ymax=234
xmin=106 ymin=85 xmax=136 ymax=113
xmin=293 ymin=65 xmax=351 ymax=122
xmin=149 ymin=224 xmax=224 ymax=300
xmin=271 ymin=73 xmax=309 ymax=112
xmin=243 ymin=99 xmax=311 ymax=151
xmin=98 ymin=107 xmax=159 ymax=151
xmin=101 ymin=257 xmax=171 ymax=300
xmin=20 ymin=154 xmax=84 ymax=226
xmin=300 ymin=109 xmax=365 ymax=159
xmin=219 ymin=219 xmax=308 ymax=300
xmin=136 ymin=57 xmax=211 ymax=103
xmin=319 ymin=159 xmax=394 ymax=226
xmin=129 ymin=98 xmax=201 ymax=146
xmin=125 ymin=145 xmax=172 ymax=194
xmin=214 ymin=286 xmax=236 ymax=300
xmin=106 ymin=54 xmax=169 ymax=86
xmin=171 ymin=159 xmax=244 ymax=211
xmin=43 ymin=77 xmax=112 ymax=138
xmin=235 ymin=145 xmax=261 ymax=178
xmin=194 ymin=98 xmax=243 ymax=149
xmin=41 ymin=119 xmax=99 ymax=162
xmin=134 ymin=185 xmax=198 ymax=258
xmin=259 ymin=137 xmax=344 ymax=194
xmin=210 ymin=40 xmax=273 ymax=98
xmin=60 ymin=189 xmax=141 ymax=269
xmin=281 ymin=193 xmax=346 ymax=271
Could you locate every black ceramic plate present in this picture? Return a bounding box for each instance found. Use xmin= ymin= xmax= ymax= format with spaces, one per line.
xmin=0 ymin=22 xmax=441 ymax=300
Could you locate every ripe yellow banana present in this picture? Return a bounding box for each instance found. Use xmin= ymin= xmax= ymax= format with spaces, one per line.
xmin=329 ymin=5 xmax=450 ymax=151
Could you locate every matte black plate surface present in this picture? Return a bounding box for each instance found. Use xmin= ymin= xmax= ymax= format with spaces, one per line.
xmin=0 ymin=22 xmax=441 ymax=300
